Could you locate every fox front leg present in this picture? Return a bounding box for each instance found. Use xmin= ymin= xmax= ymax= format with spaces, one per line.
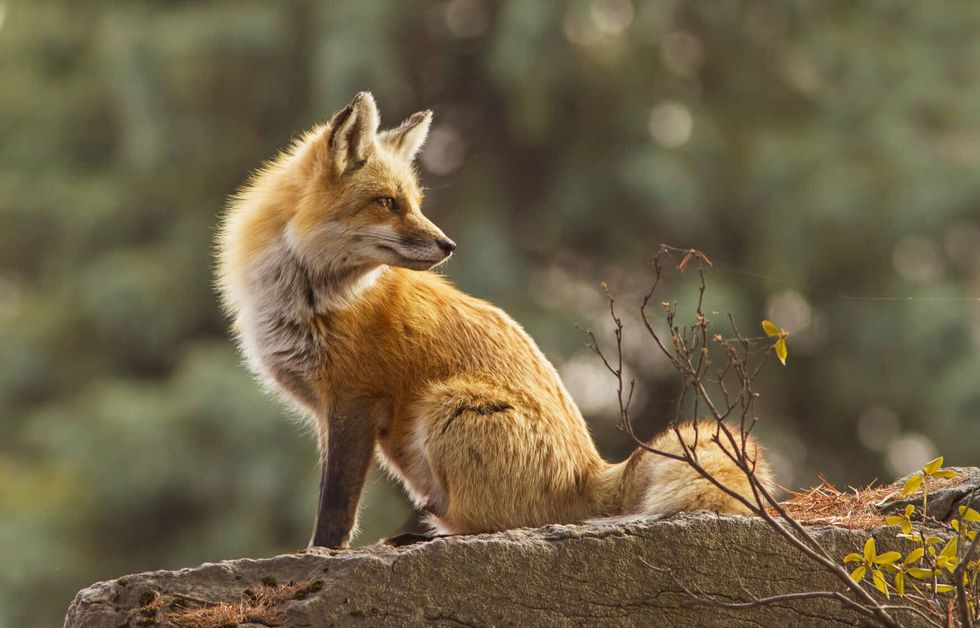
xmin=310 ymin=409 xmax=376 ymax=549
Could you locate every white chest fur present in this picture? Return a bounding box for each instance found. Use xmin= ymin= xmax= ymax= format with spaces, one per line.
xmin=232 ymin=240 xmax=384 ymax=413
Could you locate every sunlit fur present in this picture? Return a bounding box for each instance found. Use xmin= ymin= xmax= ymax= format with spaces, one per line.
xmin=216 ymin=93 xmax=775 ymax=542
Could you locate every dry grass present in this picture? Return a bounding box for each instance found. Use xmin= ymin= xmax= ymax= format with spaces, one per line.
xmin=773 ymin=478 xmax=900 ymax=529
xmin=131 ymin=589 xmax=166 ymax=625
xmin=158 ymin=578 xmax=323 ymax=628
xmin=773 ymin=474 xmax=963 ymax=529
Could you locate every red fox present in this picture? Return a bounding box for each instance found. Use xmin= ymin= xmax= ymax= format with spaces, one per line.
xmin=216 ymin=92 xmax=774 ymax=548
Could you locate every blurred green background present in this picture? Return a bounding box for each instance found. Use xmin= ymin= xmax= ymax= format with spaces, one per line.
xmin=2 ymin=1 xmax=979 ymax=625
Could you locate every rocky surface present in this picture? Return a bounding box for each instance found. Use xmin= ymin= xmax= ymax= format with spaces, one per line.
xmin=876 ymin=466 xmax=980 ymax=521
xmin=65 ymin=468 xmax=979 ymax=627
xmin=61 ymin=514 xmax=914 ymax=627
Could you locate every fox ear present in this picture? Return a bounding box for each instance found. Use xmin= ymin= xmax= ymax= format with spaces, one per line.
xmin=327 ymin=92 xmax=380 ymax=176
xmin=380 ymin=110 xmax=432 ymax=161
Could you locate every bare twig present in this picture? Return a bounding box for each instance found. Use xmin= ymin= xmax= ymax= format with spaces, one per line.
xmin=585 ymin=245 xmax=910 ymax=627
xmin=953 ymin=490 xmax=979 ymax=628
xmin=641 ymin=557 xmax=887 ymax=623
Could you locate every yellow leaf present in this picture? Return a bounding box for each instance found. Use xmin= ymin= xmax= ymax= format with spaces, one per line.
xmin=938 ymin=558 xmax=959 ymax=573
xmin=872 ymin=569 xmax=889 ymax=598
xmin=922 ymin=456 xmax=944 ymax=475
xmin=895 ymin=571 xmax=905 ymax=597
xmin=939 ymin=537 xmax=958 ymax=559
xmin=773 ymin=338 xmax=787 ymax=365
xmin=864 ymin=537 xmax=877 ymax=562
xmin=762 ymin=320 xmax=780 ymax=337
xmin=884 ymin=515 xmax=905 ymax=527
xmin=960 ymin=506 xmax=980 ymax=522
xmin=874 ymin=551 xmax=902 ymax=566
xmin=904 ymin=548 xmax=924 ymax=565
xmin=907 ymin=567 xmax=934 ymax=580
xmin=932 ymin=470 xmax=958 ymax=479
xmin=901 ymin=474 xmax=923 ymax=496
xmin=884 ymin=513 xmax=912 ymax=534
xmin=934 ymin=584 xmax=955 ymax=594
xmin=850 ymin=565 xmax=867 ymax=582
xmin=843 ymin=553 xmax=863 ymax=564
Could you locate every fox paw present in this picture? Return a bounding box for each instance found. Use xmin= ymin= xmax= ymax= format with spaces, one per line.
xmin=380 ymin=532 xmax=436 ymax=547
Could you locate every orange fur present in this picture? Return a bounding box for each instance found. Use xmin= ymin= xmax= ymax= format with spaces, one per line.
xmin=216 ymin=93 xmax=775 ymax=546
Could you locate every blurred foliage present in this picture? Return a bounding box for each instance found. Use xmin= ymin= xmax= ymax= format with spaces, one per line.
xmin=1 ymin=1 xmax=979 ymax=625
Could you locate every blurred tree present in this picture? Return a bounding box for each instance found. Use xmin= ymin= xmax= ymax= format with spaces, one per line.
xmin=1 ymin=1 xmax=979 ymax=626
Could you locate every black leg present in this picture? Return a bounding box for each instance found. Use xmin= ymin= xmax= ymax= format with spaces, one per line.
xmin=310 ymin=412 xmax=375 ymax=548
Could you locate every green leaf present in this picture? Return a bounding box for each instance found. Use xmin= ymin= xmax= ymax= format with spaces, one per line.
xmin=850 ymin=565 xmax=867 ymax=582
xmin=901 ymin=474 xmax=923 ymax=496
xmin=904 ymin=548 xmax=924 ymax=565
xmin=874 ymin=551 xmax=902 ymax=566
xmin=872 ymin=569 xmax=889 ymax=598
xmin=922 ymin=456 xmax=944 ymax=475
xmin=864 ymin=537 xmax=877 ymax=561
xmin=762 ymin=320 xmax=780 ymax=337
xmin=843 ymin=552 xmax=863 ymax=564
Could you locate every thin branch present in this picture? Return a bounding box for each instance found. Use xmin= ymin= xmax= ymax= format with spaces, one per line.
xmin=642 ymin=558 xmax=884 ymax=623
xmin=590 ymin=245 xmax=909 ymax=627
xmin=953 ymin=489 xmax=979 ymax=628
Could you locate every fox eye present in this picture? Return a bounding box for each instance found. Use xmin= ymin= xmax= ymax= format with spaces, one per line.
xmin=376 ymin=196 xmax=399 ymax=213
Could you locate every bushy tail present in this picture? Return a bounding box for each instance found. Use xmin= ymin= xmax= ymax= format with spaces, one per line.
xmin=594 ymin=421 xmax=775 ymax=518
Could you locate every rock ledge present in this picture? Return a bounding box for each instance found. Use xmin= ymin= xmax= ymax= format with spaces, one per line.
xmin=68 ymin=467 xmax=980 ymax=627
xmin=64 ymin=512 xmax=928 ymax=627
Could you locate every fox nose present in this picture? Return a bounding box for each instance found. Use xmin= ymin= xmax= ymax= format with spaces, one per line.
xmin=436 ymin=237 xmax=457 ymax=254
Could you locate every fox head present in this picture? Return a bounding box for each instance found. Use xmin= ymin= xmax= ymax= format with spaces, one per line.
xmin=288 ymin=92 xmax=454 ymax=275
